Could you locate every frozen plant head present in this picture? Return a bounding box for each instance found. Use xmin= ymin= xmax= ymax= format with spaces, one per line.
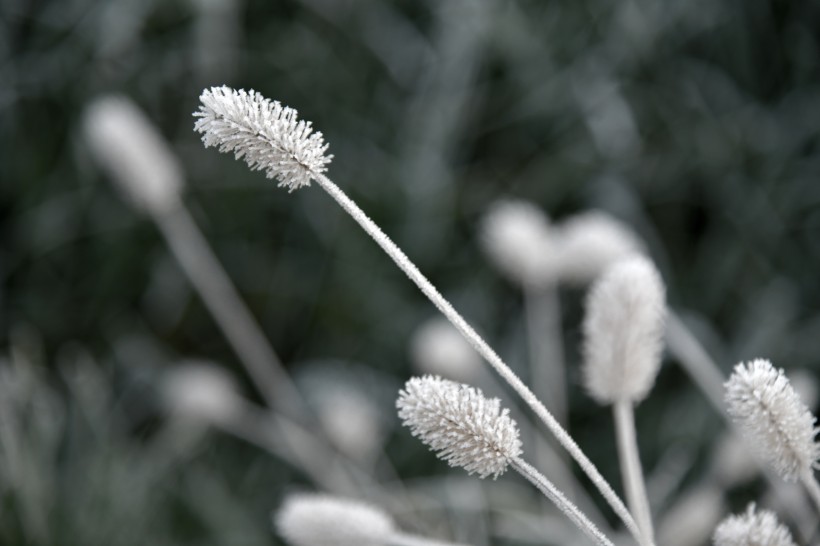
xmin=724 ymin=359 xmax=820 ymax=482
xmin=161 ymin=361 xmax=241 ymax=424
xmin=194 ymin=86 xmax=332 ymax=191
xmin=410 ymin=318 xmax=481 ymax=383
xmin=712 ymin=504 xmax=796 ymax=546
xmin=397 ymin=375 xmax=522 ymax=479
xmin=84 ymin=95 xmax=183 ymax=214
xmin=274 ymin=493 xmax=394 ymax=546
xmin=480 ymin=199 xmax=554 ymax=287
xmin=553 ymin=211 xmax=643 ymax=285
xmin=582 ymin=256 xmax=666 ymax=404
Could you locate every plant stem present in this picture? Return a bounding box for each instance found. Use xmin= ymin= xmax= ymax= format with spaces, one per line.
xmin=511 ymin=457 xmax=615 ymax=546
xmin=800 ymin=470 xmax=820 ymax=515
xmin=391 ymin=531 xmax=470 ymax=546
xmin=314 ymin=174 xmax=647 ymax=546
xmin=154 ymin=204 xmax=305 ymax=418
xmin=613 ymin=401 xmax=654 ymax=545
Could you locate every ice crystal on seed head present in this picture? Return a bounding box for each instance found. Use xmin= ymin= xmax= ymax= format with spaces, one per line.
xmin=397 ymin=375 xmax=522 ymax=479
xmin=194 ymin=86 xmax=332 ymax=191
xmin=275 ymin=493 xmax=394 ymax=546
xmin=712 ymin=504 xmax=796 ymax=546
xmin=725 ymin=359 xmax=820 ymax=482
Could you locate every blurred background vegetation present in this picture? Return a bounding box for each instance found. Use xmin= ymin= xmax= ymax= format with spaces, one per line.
xmin=2 ymin=0 xmax=820 ymax=544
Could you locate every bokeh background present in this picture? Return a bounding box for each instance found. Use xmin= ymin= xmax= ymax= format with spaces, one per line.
xmin=2 ymin=0 xmax=820 ymax=544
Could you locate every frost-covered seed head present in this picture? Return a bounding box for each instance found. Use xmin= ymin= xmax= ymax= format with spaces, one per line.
xmin=274 ymin=493 xmax=394 ymax=546
xmin=724 ymin=359 xmax=820 ymax=482
xmin=84 ymin=96 xmax=183 ymax=214
xmin=397 ymin=375 xmax=522 ymax=479
xmin=161 ymin=362 xmax=241 ymax=424
xmin=480 ymin=200 xmax=554 ymax=287
xmin=582 ymin=256 xmax=666 ymax=404
xmin=553 ymin=211 xmax=643 ymax=285
xmin=194 ymin=86 xmax=332 ymax=191
xmin=410 ymin=318 xmax=481 ymax=383
xmin=712 ymin=504 xmax=796 ymax=546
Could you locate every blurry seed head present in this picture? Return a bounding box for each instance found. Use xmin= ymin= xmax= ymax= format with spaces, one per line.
xmin=480 ymin=199 xmax=554 ymax=287
xmin=318 ymin=388 xmax=385 ymax=463
xmin=84 ymin=95 xmax=183 ymax=214
xmin=274 ymin=493 xmax=394 ymax=546
xmin=194 ymin=86 xmax=332 ymax=191
xmin=553 ymin=211 xmax=643 ymax=285
xmin=724 ymin=359 xmax=820 ymax=482
xmin=161 ymin=362 xmax=241 ymax=424
xmin=582 ymin=256 xmax=667 ymax=404
xmin=712 ymin=504 xmax=796 ymax=546
xmin=397 ymin=375 xmax=522 ymax=479
xmin=410 ymin=318 xmax=481 ymax=382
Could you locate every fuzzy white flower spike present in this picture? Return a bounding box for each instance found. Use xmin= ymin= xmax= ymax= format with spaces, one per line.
xmin=725 ymin=359 xmax=820 ymax=512
xmin=712 ymin=504 xmax=796 ymax=546
xmin=398 ymin=375 xmax=616 ymax=546
xmin=194 ymin=86 xmax=332 ymax=191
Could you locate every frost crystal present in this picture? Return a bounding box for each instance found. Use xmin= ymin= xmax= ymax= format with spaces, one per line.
xmin=725 ymin=359 xmax=820 ymax=482
xmin=275 ymin=493 xmax=394 ymax=546
xmin=194 ymin=86 xmax=332 ymax=191
xmin=712 ymin=504 xmax=796 ymax=546
xmin=397 ymin=375 xmax=522 ymax=479
xmin=582 ymin=256 xmax=667 ymax=404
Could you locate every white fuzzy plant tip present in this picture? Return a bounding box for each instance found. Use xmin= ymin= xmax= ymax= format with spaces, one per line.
xmin=724 ymin=359 xmax=820 ymax=482
xmin=274 ymin=493 xmax=394 ymax=546
xmin=397 ymin=375 xmax=522 ymax=479
xmin=84 ymin=95 xmax=183 ymax=214
xmin=712 ymin=503 xmax=797 ymax=546
xmin=480 ymin=199 xmax=553 ymax=287
xmin=193 ymin=86 xmax=332 ymax=192
xmin=582 ymin=255 xmax=667 ymax=404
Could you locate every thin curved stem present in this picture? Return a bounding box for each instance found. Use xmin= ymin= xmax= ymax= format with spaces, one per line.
xmin=800 ymin=470 xmax=820 ymax=515
xmin=314 ymin=174 xmax=646 ymax=546
xmin=512 ymin=457 xmax=615 ymax=546
xmin=613 ymin=401 xmax=654 ymax=545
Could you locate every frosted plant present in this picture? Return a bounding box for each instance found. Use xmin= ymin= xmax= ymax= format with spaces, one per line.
xmin=274 ymin=493 xmax=468 ymax=546
xmin=194 ymin=86 xmax=644 ymax=546
xmin=582 ymin=256 xmax=666 ymax=405
xmin=725 ymin=359 xmax=820 ymax=511
xmin=84 ymin=95 xmax=183 ymax=214
xmin=194 ymin=86 xmax=332 ymax=192
xmin=582 ymin=256 xmax=667 ymax=544
xmin=552 ymin=211 xmax=643 ymax=285
xmin=410 ymin=318 xmax=481 ymax=383
xmin=398 ymin=375 xmax=616 ymax=546
xmin=161 ymin=362 xmax=241 ymax=425
xmin=479 ymin=199 xmax=554 ymax=287
xmin=712 ymin=504 xmax=796 ymax=546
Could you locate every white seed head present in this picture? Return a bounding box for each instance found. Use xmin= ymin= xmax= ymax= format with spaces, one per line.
xmin=194 ymin=86 xmax=332 ymax=191
xmin=553 ymin=211 xmax=643 ymax=285
xmin=84 ymin=95 xmax=183 ymax=214
xmin=397 ymin=375 xmax=522 ymax=479
xmin=480 ymin=200 xmax=554 ymax=287
xmin=274 ymin=493 xmax=394 ymax=546
xmin=161 ymin=362 xmax=241 ymax=424
xmin=318 ymin=388 xmax=385 ymax=463
xmin=724 ymin=359 xmax=820 ymax=482
xmin=410 ymin=318 xmax=481 ymax=383
xmin=712 ymin=504 xmax=796 ymax=546
xmin=582 ymin=256 xmax=667 ymax=404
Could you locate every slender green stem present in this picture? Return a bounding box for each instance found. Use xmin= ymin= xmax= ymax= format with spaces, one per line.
xmin=613 ymin=401 xmax=654 ymax=545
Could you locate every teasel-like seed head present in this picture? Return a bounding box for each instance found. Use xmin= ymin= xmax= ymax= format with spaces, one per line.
xmin=193 ymin=86 xmax=332 ymax=192
xmin=553 ymin=211 xmax=643 ymax=285
xmin=397 ymin=375 xmax=522 ymax=479
xmin=582 ymin=256 xmax=667 ymax=404
xmin=724 ymin=359 xmax=820 ymax=482
xmin=712 ymin=504 xmax=796 ymax=546
xmin=410 ymin=318 xmax=481 ymax=383
xmin=480 ymin=199 xmax=554 ymax=287
xmin=84 ymin=95 xmax=183 ymax=214
xmin=274 ymin=493 xmax=394 ymax=546
xmin=161 ymin=361 xmax=241 ymax=425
